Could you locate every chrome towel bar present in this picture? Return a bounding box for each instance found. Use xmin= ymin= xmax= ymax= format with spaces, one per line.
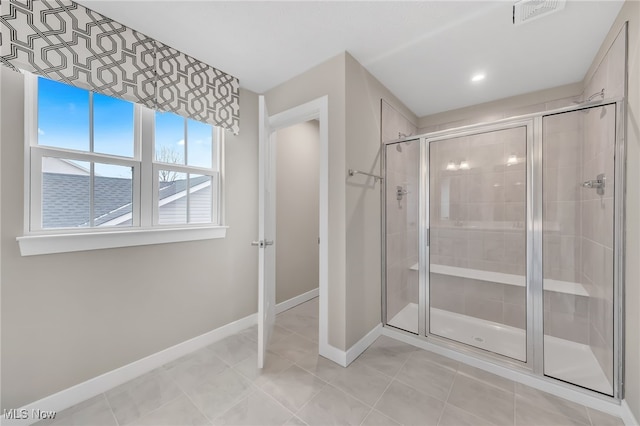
xmin=348 ymin=169 xmax=384 ymax=183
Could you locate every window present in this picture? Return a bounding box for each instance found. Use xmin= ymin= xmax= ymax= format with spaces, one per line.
xmin=19 ymin=75 xmax=226 ymax=255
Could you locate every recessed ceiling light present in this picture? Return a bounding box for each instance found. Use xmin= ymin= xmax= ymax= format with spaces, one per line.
xmin=471 ymin=73 xmax=486 ymax=82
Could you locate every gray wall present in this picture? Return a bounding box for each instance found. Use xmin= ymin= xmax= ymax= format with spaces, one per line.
xmin=275 ymin=121 xmax=319 ymax=304
xmin=0 ymin=68 xmax=260 ymax=410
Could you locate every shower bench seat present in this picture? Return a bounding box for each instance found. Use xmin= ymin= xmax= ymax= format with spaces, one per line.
xmin=410 ymin=262 xmax=588 ymax=296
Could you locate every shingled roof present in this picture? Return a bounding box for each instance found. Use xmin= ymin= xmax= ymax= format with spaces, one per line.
xmin=42 ymin=173 xmax=211 ymax=229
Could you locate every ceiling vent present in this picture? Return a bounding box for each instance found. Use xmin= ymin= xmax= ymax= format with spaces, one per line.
xmin=513 ymin=0 xmax=566 ymax=25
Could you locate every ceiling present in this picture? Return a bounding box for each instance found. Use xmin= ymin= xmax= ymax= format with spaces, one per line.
xmin=78 ymin=1 xmax=624 ymax=118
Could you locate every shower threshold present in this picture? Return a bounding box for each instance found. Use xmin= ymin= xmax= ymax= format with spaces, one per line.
xmin=388 ymin=303 xmax=612 ymax=395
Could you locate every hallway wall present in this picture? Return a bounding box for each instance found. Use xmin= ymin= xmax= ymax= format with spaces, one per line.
xmin=275 ymin=121 xmax=320 ymax=304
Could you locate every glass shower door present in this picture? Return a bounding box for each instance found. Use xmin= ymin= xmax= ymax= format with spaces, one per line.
xmin=542 ymin=104 xmax=616 ymax=395
xmin=385 ymin=140 xmax=420 ymax=334
xmin=428 ymin=126 xmax=528 ymax=361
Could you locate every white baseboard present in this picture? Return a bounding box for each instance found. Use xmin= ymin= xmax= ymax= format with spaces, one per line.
xmin=319 ymin=323 xmax=382 ymax=368
xmin=622 ymin=400 xmax=640 ymax=426
xmin=276 ymin=288 xmax=319 ymax=314
xmin=1 ymin=313 xmax=258 ymax=426
xmin=346 ymin=324 xmax=383 ymax=366
xmin=383 ymin=327 xmax=624 ymax=419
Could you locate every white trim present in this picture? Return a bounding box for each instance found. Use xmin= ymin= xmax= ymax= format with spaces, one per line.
xmin=316 ymin=323 xmax=383 ymax=368
xmin=320 ymin=342 xmax=348 ymax=367
xmin=0 ymin=312 xmax=258 ymax=426
xmin=17 ymin=226 xmax=228 ymax=256
xmin=275 ymin=288 xmax=319 ymax=314
xmin=345 ymin=323 xmax=383 ymax=366
xmin=621 ymin=400 xmax=640 ymax=426
xmin=383 ymin=327 xmax=623 ymax=418
xmin=264 ymin=96 xmax=333 ymax=366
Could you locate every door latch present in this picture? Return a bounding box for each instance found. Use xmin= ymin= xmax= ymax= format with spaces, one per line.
xmin=251 ymin=240 xmax=274 ymax=248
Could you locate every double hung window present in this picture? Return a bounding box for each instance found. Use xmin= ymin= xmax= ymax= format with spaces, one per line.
xmin=21 ymin=74 xmax=225 ymax=255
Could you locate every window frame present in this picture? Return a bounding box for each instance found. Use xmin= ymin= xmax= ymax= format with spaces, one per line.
xmin=18 ymin=73 xmax=227 ymax=256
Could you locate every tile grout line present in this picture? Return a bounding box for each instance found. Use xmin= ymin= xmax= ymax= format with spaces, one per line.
xmin=123 ymin=392 xmax=186 ymax=426
xmin=251 ymin=384 xmax=301 ymax=424
xmin=362 ymin=343 xmax=416 ymax=424
xmin=165 ymin=364 xmax=221 ymax=426
xmin=513 ymin=382 xmax=517 ymax=426
xmin=101 ymin=392 xmax=121 ymax=426
xmin=435 ymin=361 xmax=460 ymax=426
xmin=585 ymin=405 xmax=594 ymax=426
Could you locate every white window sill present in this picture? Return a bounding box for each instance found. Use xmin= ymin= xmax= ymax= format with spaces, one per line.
xmin=17 ymin=226 xmax=228 ymax=256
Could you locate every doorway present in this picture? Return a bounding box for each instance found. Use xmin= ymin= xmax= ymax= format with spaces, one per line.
xmin=257 ymin=96 xmax=335 ymax=367
xmin=274 ymin=120 xmax=320 ymax=333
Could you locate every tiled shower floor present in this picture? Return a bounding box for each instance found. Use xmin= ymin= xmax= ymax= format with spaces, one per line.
xmin=38 ymin=298 xmax=623 ymax=426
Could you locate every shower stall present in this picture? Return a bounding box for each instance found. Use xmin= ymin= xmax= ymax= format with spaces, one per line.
xmin=383 ymin=100 xmax=624 ymax=399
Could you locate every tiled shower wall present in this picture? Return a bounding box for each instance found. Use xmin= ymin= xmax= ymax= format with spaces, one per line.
xmin=382 ymin=100 xmax=420 ymax=325
xmin=385 ymin=140 xmax=419 ymax=324
xmin=580 ymin=25 xmax=626 ymax=388
xmin=542 ymin=111 xmax=591 ymax=345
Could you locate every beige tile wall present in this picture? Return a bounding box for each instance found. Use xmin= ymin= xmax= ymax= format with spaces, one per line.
xmin=385 ymin=139 xmax=420 ymax=330
xmin=383 ymin=100 xmax=420 ymax=331
xmin=580 ymin=26 xmax=625 ymax=389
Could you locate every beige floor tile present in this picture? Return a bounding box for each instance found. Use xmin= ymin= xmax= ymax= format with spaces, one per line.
xmin=447 ymin=374 xmax=514 ymax=425
xmin=214 ymin=390 xmax=293 ymax=426
xmin=456 ymin=363 xmax=515 ymax=393
xmin=297 ymin=385 xmax=370 ymax=426
xmin=360 ymin=410 xmax=400 ymax=426
xmin=409 ymin=348 xmax=459 ymax=371
xmin=516 ymin=399 xmax=588 ymax=426
xmin=129 ymin=395 xmax=210 ymax=426
xmin=163 ymin=347 xmax=229 ymax=390
xmin=182 ymin=368 xmax=255 ymax=420
xmin=295 ymin=351 xmax=345 ymax=383
xmin=259 ymin=365 xmax=326 ymax=412
xmin=438 ymin=404 xmax=497 ymax=426
xmin=233 ymin=351 xmax=293 ymax=385
xmin=395 ymin=354 xmax=456 ymax=401
xmin=515 ymin=383 xmax=590 ymax=424
xmin=268 ymin=333 xmax=318 ymax=363
xmin=586 ymin=408 xmax=625 ymax=426
xmin=329 ymin=361 xmax=392 ymax=406
xmin=105 ymin=369 xmax=183 ymax=425
xmin=355 ymin=339 xmax=413 ymax=377
xmin=35 ymin=394 xmax=117 ymax=426
xmin=374 ymin=380 xmax=444 ymax=426
xmin=276 ymin=310 xmax=318 ymax=336
xmin=284 ymin=416 xmax=308 ymax=425
xmin=209 ymin=334 xmax=257 ymax=366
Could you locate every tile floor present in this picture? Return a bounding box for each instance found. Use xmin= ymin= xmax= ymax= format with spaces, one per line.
xmin=38 ymin=298 xmax=624 ymax=426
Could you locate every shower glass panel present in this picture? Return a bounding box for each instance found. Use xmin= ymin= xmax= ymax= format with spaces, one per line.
xmin=429 ymin=127 xmax=527 ymax=361
xmin=542 ymin=105 xmax=616 ymax=395
xmin=385 ymin=139 xmax=420 ymax=333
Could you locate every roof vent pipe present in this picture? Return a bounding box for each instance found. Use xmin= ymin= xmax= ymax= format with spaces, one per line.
xmin=513 ymin=0 xmax=566 ymax=25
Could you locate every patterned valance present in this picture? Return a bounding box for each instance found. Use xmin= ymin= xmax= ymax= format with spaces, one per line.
xmin=0 ymin=0 xmax=240 ymax=134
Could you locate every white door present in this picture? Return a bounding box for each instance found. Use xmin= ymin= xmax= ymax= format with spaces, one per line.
xmin=256 ymin=95 xmax=276 ymax=368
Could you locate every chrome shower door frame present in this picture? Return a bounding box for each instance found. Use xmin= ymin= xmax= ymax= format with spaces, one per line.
xmin=422 ymin=118 xmax=535 ymax=370
xmin=381 ymin=97 xmax=625 ymax=401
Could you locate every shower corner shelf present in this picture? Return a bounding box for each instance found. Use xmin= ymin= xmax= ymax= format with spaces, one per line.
xmin=412 ymin=262 xmax=588 ymax=297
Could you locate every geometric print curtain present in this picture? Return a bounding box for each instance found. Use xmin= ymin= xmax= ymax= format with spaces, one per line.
xmin=0 ymin=0 xmax=240 ymax=134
